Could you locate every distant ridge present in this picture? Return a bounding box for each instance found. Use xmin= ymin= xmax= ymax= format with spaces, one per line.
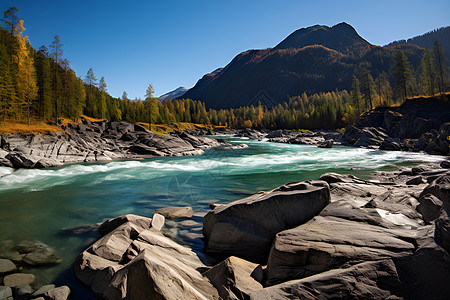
xmin=179 ymin=23 xmax=448 ymax=109
xmin=387 ymin=26 xmax=450 ymax=61
xmin=158 ymin=87 xmax=188 ymax=101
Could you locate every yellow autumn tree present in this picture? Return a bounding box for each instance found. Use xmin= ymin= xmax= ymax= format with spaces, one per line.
xmin=243 ymin=119 xmax=252 ymax=128
xmin=13 ymin=20 xmax=37 ymax=124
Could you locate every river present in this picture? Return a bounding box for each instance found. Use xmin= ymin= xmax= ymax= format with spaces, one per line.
xmin=0 ymin=136 xmax=443 ymax=298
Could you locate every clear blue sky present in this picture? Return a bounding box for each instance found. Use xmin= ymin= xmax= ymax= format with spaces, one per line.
xmin=1 ymin=0 xmax=449 ymax=99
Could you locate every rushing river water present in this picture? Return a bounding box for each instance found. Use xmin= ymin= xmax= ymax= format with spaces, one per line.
xmin=0 ymin=136 xmax=444 ymax=299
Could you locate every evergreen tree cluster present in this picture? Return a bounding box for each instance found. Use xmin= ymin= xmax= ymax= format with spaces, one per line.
xmin=350 ymin=43 xmax=448 ymax=109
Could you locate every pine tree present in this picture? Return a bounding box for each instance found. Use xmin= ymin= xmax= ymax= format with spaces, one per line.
xmin=434 ymin=41 xmax=446 ymax=94
xmin=36 ymin=46 xmax=53 ymax=120
xmin=419 ymin=49 xmax=435 ymax=96
xmin=84 ymin=68 xmax=97 ymax=116
xmin=351 ymin=75 xmax=362 ymax=116
xmin=98 ymin=76 xmax=107 ymax=119
xmin=49 ymin=35 xmax=63 ymax=123
xmin=393 ymin=51 xmax=413 ymax=101
xmin=144 ymin=84 xmax=155 ymax=130
xmin=360 ymin=68 xmax=376 ymax=110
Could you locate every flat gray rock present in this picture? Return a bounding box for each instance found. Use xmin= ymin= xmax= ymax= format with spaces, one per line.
xmin=155 ymin=206 xmax=194 ymax=219
xmin=0 ymin=259 xmax=16 ymax=274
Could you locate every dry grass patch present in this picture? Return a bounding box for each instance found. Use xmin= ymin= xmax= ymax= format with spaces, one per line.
xmin=0 ymin=121 xmax=61 ymax=134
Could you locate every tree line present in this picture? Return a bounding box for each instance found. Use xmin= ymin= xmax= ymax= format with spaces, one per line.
xmin=0 ymin=6 xmax=448 ymax=131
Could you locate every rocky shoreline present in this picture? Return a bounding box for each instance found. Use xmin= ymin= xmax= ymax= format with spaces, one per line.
xmin=69 ymin=161 xmax=450 ymax=300
xmin=0 ymin=119 xmax=232 ymax=170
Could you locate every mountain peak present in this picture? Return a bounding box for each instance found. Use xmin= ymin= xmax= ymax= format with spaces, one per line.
xmin=158 ymin=87 xmax=188 ymax=101
xmin=274 ymin=22 xmax=370 ymax=55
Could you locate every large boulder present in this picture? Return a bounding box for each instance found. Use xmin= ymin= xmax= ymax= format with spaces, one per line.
xmin=203 ymin=180 xmax=330 ymax=262
xmin=103 ymin=248 xmax=218 ymax=300
xmin=251 ymin=259 xmax=403 ymax=300
xmin=75 ymin=215 xmax=218 ymax=299
xmin=204 ymin=256 xmax=263 ymax=299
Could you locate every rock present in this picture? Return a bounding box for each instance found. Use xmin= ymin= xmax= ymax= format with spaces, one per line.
xmin=204 ymin=180 xmax=330 ymax=262
xmin=45 ymin=286 xmax=70 ymax=300
xmin=441 ymin=160 xmax=450 ymax=169
xmin=15 ymin=285 xmax=32 ymax=298
xmin=103 ymin=249 xmax=218 ymax=300
xmin=151 ymin=213 xmax=165 ymax=231
xmin=342 ymin=125 xmax=362 ymax=145
xmin=435 ymin=216 xmax=450 ymax=254
xmin=420 ymin=174 xmax=450 ymax=206
xmin=393 ymin=244 xmax=450 ymax=300
xmin=417 ymin=194 xmax=443 ymax=223
xmin=251 ymin=259 xmax=402 ymax=300
xmin=380 ymin=137 xmax=402 ymax=151
xmin=0 ymin=157 xmax=13 ymax=168
xmin=22 ymin=242 xmax=61 ymax=266
xmin=34 ymin=158 xmax=64 ymax=168
xmin=154 ymin=206 xmax=193 ymax=219
xmin=128 ymin=144 xmax=166 ymax=156
xmin=74 ymin=250 xmax=121 ymax=296
xmin=31 ymin=284 xmax=56 ymax=297
xmin=0 ymin=286 xmax=12 ymax=300
xmin=317 ymin=140 xmax=333 ymax=148
xmin=98 ymin=214 xmax=152 ymax=236
xmin=384 ymin=110 xmax=403 ymax=131
xmin=266 ymin=209 xmax=416 ymax=284
xmin=0 ymin=259 xmax=16 ymax=275
xmin=92 ymin=222 xmax=145 ymax=262
xmin=5 ymin=153 xmax=36 ymax=168
xmin=3 ymin=273 xmax=35 ymax=288
xmin=0 ymin=241 xmax=24 ymax=262
xmin=204 ymin=256 xmax=263 ymax=299
xmin=208 ymin=203 xmax=223 ymax=210
xmin=179 ymin=220 xmax=200 ymax=227
xmin=75 ymin=216 xmax=219 ymax=299
xmin=406 ymin=176 xmax=425 ymax=185
xmin=319 ymin=172 xmax=366 ymax=184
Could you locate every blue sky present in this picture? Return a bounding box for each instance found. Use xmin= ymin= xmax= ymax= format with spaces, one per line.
xmin=1 ymin=0 xmax=449 ymax=99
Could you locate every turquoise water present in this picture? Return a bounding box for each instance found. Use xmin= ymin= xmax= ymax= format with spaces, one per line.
xmin=0 ymin=137 xmax=443 ymax=298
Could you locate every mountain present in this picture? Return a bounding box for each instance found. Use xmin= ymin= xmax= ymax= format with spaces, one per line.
xmin=388 ymin=26 xmax=450 ymax=62
xmin=180 ymin=23 xmax=445 ymax=109
xmin=158 ymin=87 xmax=188 ymax=101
